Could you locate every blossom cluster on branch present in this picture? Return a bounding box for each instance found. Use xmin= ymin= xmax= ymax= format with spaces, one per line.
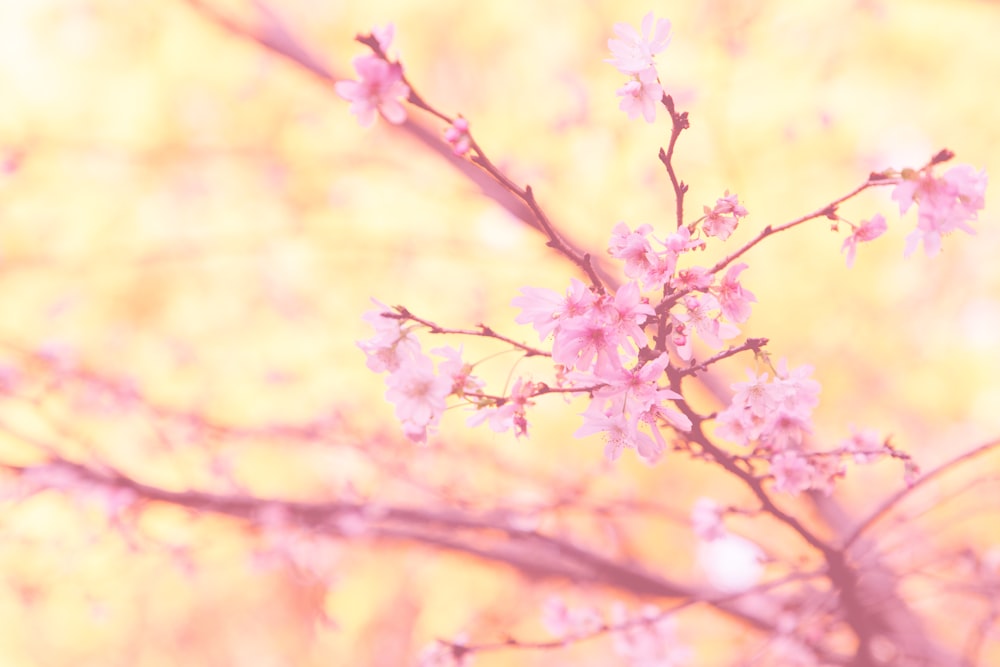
xmin=337 ymin=11 xmax=989 ymax=666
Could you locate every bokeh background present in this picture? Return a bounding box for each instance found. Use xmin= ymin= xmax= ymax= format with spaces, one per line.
xmin=0 ymin=0 xmax=998 ymax=665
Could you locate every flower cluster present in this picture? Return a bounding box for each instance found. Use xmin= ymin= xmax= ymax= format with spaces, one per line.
xmin=512 ymin=276 xmax=690 ymax=462
xmin=334 ymin=25 xmax=409 ymax=127
xmin=701 ymin=191 xmax=748 ymax=241
xmin=606 ymin=13 xmax=671 ymax=123
xmin=610 ymin=604 xmax=691 ymax=667
xmin=542 ymin=598 xmax=690 ymax=667
xmin=839 ymin=162 xmax=987 ymax=268
xmin=542 ymin=596 xmax=603 ymax=641
xmin=840 ymin=213 xmax=887 ymax=268
xmin=893 ymin=163 xmax=987 ymax=258
xmin=346 ymin=16 xmax=986 ymax=490
xmin=358 ymin=300 xmax=481 ymax=443
xmin=713 ymin=361 xmax=839 ymax=494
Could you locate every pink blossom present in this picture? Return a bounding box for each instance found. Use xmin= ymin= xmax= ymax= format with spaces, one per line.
xmin=433 ymin=346 xmax=483 ymax=397
xmin=444 ymin=117 xmax=471 ymax=156
xmin=512 ymin=278 xmax=596 ymax=340
xmin=892 ymin=164 xmax=987 ymax=257
xmin=417 ymin=637 xmax=471 ymax=667
xmin=841 ymin=425 xmax=884 ymax=464
xmin=714 ymin=263 xmax=756 ymax=323
xmin=809 ymin=456 xmax=846 ymax=495
xmin=691 ymin=497 xmax=726 ymax=542
xmin=713 ymin=404 xmax=761 ymax=447
xmin=512 ymin=286 xmax=564 ymax=339
xmin=841 ymin=214 xmax=887 ymax=268
xmin=606 ymin=281 xmax=655 ymax=352
xmin=574 ymin=410 xmax=633 ymax=461
xmin=608 ymin=222 xmax=657 ymax=280
xmin=671 ymin=294 xmax=738 ymax=360
xmin=610 ymin=603 xmax=690 ymax=667
xmin=640 ymin=400 xmax=692 ymax=436
xmin=592 ymin=352 xmax=672 ymax=410
xmin=384 ymin=354 xmax=451 ymax=443
xmin=730 ymin=370 xmax=780 ymax=419
xmin=616 ymin=66 xmax=663 ymax=123
xmin=702 ymin=191 xmax=748 ymax=241
xmin=357 ymin=299 xmax=420 ymax=372
xmin=759 ymin=410 xmax=812 ymax=452
xmin=769 ymin=451 xmax=813 ymax=495
xmin=334 ymin=55 xmax=409 ymax=127
xmin=606 ymin=13 xmax=672 ymax=75
xmin=553 ymin=316 xmax=621 ymax=374
xmin=467 ymin=377 xmax=535 ymax=437
xmin=773 ymin=360 xmax=820 ymax=417
xmin=672 ymin=265 xmax=712 ymax=292
xmin=661 ymin=225 xmax=704 ymax=255
xmin=716 ymin=363 xmax=820 ymax=452
xmin=542 ymin=597 xmax=603 ymax=640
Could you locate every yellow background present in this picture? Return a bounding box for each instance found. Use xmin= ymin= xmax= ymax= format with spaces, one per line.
xmin=0 ymin=0 xmax=997 ymax=665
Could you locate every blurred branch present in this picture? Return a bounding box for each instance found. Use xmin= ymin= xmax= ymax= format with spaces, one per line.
xmin=5 ymin=457 xmax=788 ymax=635
xmin=842 ymin=437 xmax=1000 ymax=550
xmin=176 ymin=0 xmax=617 ymax=288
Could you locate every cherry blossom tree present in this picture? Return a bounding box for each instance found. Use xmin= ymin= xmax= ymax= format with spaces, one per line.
xmin=0 ymin=2 xmax=998 ymax=666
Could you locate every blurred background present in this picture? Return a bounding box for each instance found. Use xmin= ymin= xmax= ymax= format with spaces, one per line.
xmin=0 ymin=0 xmax=998 ymax=664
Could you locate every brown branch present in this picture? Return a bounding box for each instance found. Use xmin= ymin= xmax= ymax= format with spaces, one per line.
xmin=388 ymin=306 xmax=550 ymax=358
xmin=657 ymin=94 xmax=690 ymax=229
xmin=4 ymin=457 xmax=797 ymax=637
xmin=841 ymin=437 xmax=1000 ymax=551
xmin=177 ymin=0 xmax=617 ymax=291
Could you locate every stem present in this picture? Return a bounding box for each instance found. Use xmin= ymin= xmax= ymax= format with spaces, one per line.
xmin=842 ymin=437 xmax=1000 ymax=550
xmin=658 ymin=94 xmax=690 ymax=229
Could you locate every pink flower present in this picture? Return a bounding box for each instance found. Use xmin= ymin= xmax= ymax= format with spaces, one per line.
xmin=592 ymin=352 xmax=672 ymax=409
xmin=691 ymin=497 xmax=726 ymax=542
xmin=672 ymin=265 xmax=712 ymax=292
xmin=384 ymin=354 xmax=451 ymax=443
xmin=433 ymin=345 xmax=483 ymax=397
xmin=840 ymin=214 xmax=887 ymax=268
xmin=467 ymin=377 xmax=536 ymax=438
xmin=841 ymin=425 xmax=884 ymax=464
xmin=893 ymin=164 xmax=987 ymax=257
xmin=334 ymin=55 xmax=409 ymax=127
xmin=730 ymin=370 xmax=780 ymax=419
xmin=606 ymin=12 xmax=672 ymax=75
xmin=610 ymin=603 xmax=690 ymax=666
xmin=672 ymin=294 xmax=739 ymax=360
xmin=553 ymin=316 xmax=621 ymax=373
xmin=773 ymin=360 xmax=820 ymax=417
xmin=714 ymin=263 xmax=756 ymax=324
xmin=770 ymin=451 xmax=813 ymax=495
xmin=444 ymin=117 xmax=471 ymax=156
xmin=716 ymin=362 xmax=820 ymax=452
xmin=609 ymin=222 xmax=657 ymax=280
xmin=542 ymin=597 xmax=603 ymax=640
xmin=357 ymin=299 xmax=420 ymax=372
xmin=417 ymin=637 xmax=471 ymax=667
xmin=512 ymin=279 xmax=596 ymax=340
xmin=606 ymin=281 xmax=655 ymax=352
xmin=758 ymin=410 xmax=811 ymax=452
xmin=616 ymin=66 xmax=663 ymax=123
xmin=574 ymin=410 xmax=634 ymax=461
xmin=809 ymin=456 xmax=845 ymax=496
xmin=702 ymin=191 xmax=748 ymax=241
xmin=713 ymin=404 xmax=761 ymax=447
